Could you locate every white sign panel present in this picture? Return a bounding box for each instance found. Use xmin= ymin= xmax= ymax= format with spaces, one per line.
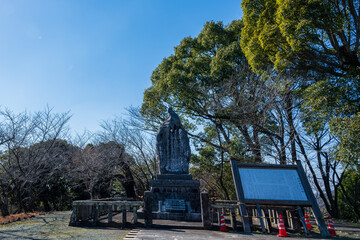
xmin=238 ymin=168 xmax=308 ymax=201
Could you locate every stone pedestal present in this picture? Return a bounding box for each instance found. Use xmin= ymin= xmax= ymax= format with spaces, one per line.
xmin=150 ymin=174 xmax=201 ymax=221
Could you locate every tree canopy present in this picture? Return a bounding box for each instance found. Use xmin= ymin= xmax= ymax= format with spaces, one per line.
xmin=241 ymin=0 xmax=360 ymax=167
xmin=241 ymin=0 xmax=360 ymax=77
xmin=141 ymin=20 xmax=287 ymax=163
xmin=141 ymin=20 xmax=245 ymax=123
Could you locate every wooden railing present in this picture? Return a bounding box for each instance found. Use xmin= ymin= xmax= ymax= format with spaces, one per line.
xmin=69 ymin=199 xmax=142 ymax=228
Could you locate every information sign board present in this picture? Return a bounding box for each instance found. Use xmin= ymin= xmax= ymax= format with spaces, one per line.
xmin=238 ymin=168 xmax=308 ymax=201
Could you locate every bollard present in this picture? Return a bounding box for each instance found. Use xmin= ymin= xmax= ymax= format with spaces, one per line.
xmin=122 ymin=205 xmax=127 ymax=228
xmin=230 ymin=208 xmax=237 ymax=231
xmin=200 ymin=192 xmax=211 ymax=229
xmin=92 ymin=204 xmax=98 ymax=226
xmin=144 ymin=191 xmax=153 ymax=228
xmin=133 ymin=206 xmax=138 ymax=224
xmin=108 ymin=205 xmax=113 ymax=223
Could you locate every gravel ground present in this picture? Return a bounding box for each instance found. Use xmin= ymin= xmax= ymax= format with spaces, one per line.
xmin=0 ymin=211 xmax=128 ymax=240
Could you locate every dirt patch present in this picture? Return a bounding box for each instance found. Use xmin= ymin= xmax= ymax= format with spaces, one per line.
xmin=0 ymin=212 xmax=41 ymax=224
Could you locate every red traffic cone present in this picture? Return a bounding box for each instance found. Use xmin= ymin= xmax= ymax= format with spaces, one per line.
xmin=304 ymin=211 xmax=312 ymax=230
xmin=219 ymin=211 xmax=228 ymax=232
xmin=327 ymin=215 xmax=336 ymax=237
xmin=277 ymin=215 xmax=289 ymax=237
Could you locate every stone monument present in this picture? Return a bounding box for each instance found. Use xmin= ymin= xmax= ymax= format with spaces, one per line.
xmin=150 ymin=108 xmax=201 ymax=221
xmin=157 ymin=107 xmax=191 ymax=174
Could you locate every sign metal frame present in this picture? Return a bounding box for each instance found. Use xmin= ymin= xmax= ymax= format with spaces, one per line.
xmin=230 ymin=159 xmax=330 ymax=237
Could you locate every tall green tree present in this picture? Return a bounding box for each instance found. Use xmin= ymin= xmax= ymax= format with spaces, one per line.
xmin=302 ymin=77 xmax=360 ymax=166
xmin=141 ymin=20 xmax=286 ymax=163
xmin=337 ymin=168 xmax=360 ymax=221
xmin=241 ymin=0 xmax=360 ymax=77
xmin=241 ymin=0 xmax=360 ymax=168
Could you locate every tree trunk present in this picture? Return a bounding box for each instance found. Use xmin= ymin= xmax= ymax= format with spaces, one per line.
xmin=295 ymin=131 xmax=332 ymax=214
xmin=317 ymin=149 xmax=338 ymax=217
xmin=278 ymin=111 xmax=286 ymax=164
xmin=285 ymin=91 xmax=297 ymax=164
xmin=0 ymin=195 xmax=10 ymax=216
xmin=253 ymin=125 xmax=262 ymax=163
xmin=238 ymin=125 xmax=262 ymax=163
xmin=219 ymin=150 xmax=230 ymax=200
xmin=43 ymin=200 xmax=51 ymax=212
xmin=121 ymin=164 xmax=136 ymax=198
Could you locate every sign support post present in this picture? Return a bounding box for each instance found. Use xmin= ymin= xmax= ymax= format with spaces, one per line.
xmin=230 ymin=159 xmax=251 ymax=233
xmin=295 ymin=160 xmax=329 ymax=237
xmin=256 ymin=204 xmax=266 ymax=233
xmin=297 ymin=206 xmax=310 ymax=235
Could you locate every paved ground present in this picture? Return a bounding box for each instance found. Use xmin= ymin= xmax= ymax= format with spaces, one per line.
xmin=125 ymin=217 xmax=360 ymax=240
xmin=125 ymin=227 xmax=360 ymax=240
xmin=126 ymin=227 xmax=360 ymax=240
xmin=0 ymin=212 xmax=359 ymax=240
xmin=334 ymin=221 xmax=360 ymax=239
xmin=128 ymin=229 xmax=309 ymax=240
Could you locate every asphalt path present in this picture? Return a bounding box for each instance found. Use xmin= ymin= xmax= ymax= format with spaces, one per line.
xmin=125 ymin=228 xmax=359 ymax=240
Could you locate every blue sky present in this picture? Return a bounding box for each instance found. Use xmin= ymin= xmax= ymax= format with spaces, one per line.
xmin=0 ymin=0 xmax=242 ymax=134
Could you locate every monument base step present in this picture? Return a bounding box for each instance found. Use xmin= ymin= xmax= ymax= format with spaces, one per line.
xmin=156 ymin=174 xmax=193 ymax=180
xmin=153 ymin=212 xmax=201 ymax=221
xmin=137 ymin=208 xmax=201 ymax=222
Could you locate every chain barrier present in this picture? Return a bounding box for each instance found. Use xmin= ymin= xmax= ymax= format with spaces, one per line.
xmin=218 ymin=213 xmax=328 ymax=220
xmin=212 ymin=202 xmax=328 ymax=220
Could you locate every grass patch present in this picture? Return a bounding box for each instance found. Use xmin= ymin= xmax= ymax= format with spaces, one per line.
xmin=0 ymin=212 xmax=129 ymax=240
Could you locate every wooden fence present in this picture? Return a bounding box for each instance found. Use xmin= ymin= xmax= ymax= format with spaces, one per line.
xmin=69 ymin=199 xmax=142 ymax=228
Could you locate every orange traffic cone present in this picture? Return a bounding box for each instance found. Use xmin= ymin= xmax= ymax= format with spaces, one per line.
xmin=277 ymin=214 xmax=289 ymax=237
xmin=327 ymin=215 xmax=336 ymax=237
xmin=304 ymin=212 xmax=312 ymax=230
xmin=219 ymin=211 xmax=228 ymax=232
